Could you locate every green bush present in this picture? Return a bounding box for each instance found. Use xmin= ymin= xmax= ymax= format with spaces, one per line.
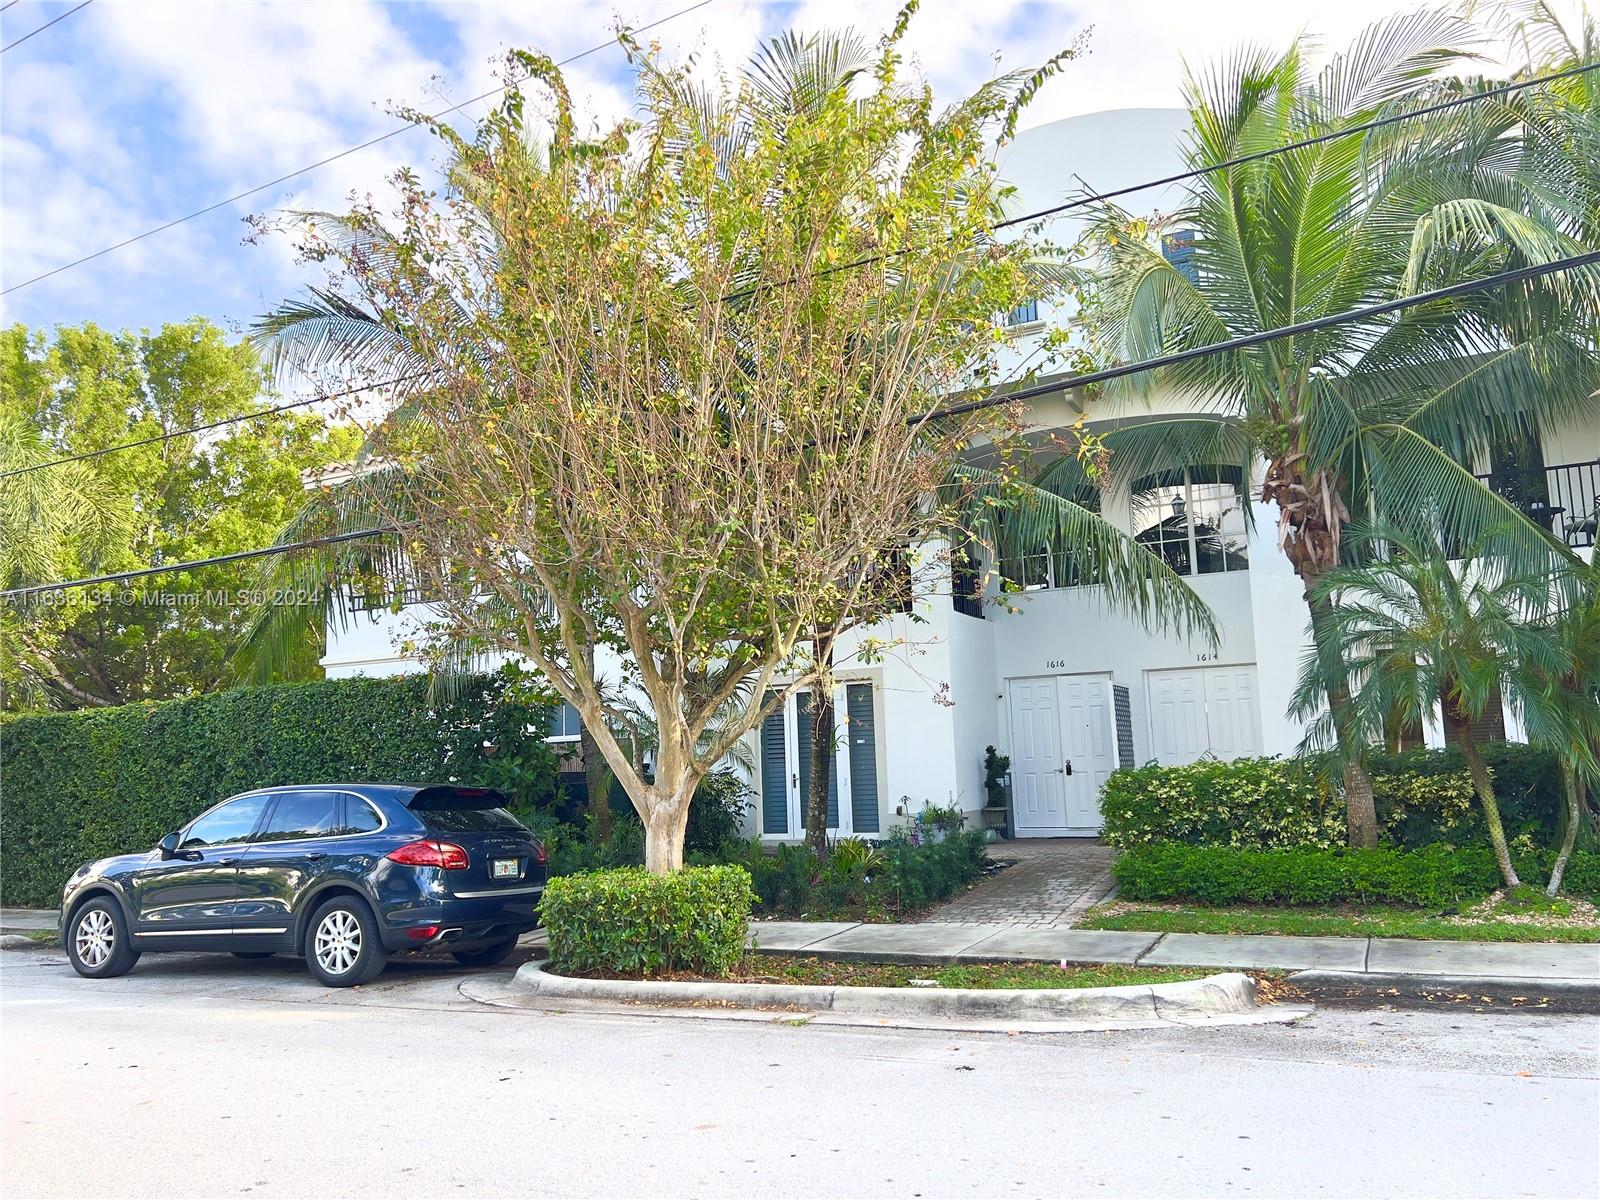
xmin=1100 ymin=746 xmax=1566 ymax=854
xmin=539 ymin=865 xmax=754 ymax=976
xmin=1113 ymin=844 xmax=1600 ymax=907
xmin=0 ymin=674 xmax=558 ymax=907
xmin=1101 ymin=758 xmax=1344 ymax=851
xmin=1369 ymin=744 xmax=1563 ymax=850
xmin=728 ymin=827 xmax=988 ymax=918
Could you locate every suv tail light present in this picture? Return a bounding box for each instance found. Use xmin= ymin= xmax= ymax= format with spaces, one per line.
xmin=386 ymin=840 xmax=470 ymax=870
xmin=534 ymin=842 xmax=548 ymax=865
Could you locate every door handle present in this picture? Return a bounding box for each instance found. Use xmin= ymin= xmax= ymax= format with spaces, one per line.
xmin=305 ymin=852 xmax=327 ymax=862
xmin=218 ymin=857 xmax=240 ymax=866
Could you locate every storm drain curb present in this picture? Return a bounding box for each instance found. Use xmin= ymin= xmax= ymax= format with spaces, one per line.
xmin=506 ymin=960 xmax=1259 ymax=1021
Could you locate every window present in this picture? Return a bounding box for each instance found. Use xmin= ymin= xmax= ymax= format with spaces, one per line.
xmin=338 ymin=797 xmax=384 ymax=835
xmin=180 ymin=794 xmax=270 ymax=849
xmin=1005 ymin=299 xmax=1041 ymax=327
xmin=255 ymin=791 xmax=342 ymax=843
xmin=547 ymin=702 xmax=582 ymax=742
xmin=1162 ymin=230 xmax=1198 ymax=284
xmin=999 ymin=489 xmax=1104 ymax=590
xmin=1131 ymin=467 xmax=1248 ymax=576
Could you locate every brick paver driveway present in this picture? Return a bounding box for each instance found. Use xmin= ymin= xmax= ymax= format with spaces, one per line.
xmin=924 ymin=838 xmax=1115 ymax=927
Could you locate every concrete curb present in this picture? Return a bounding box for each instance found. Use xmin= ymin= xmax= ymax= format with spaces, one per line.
xmin=506 ymin=959 xmax=1260 ymax=1022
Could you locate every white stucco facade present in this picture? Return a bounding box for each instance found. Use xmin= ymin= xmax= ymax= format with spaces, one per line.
xmin=322 ymin=108 xmax=1600 ymax=840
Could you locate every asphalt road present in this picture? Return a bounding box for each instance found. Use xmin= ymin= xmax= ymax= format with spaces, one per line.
xmin=2 ymin=946 xmax=1598 ymax=1199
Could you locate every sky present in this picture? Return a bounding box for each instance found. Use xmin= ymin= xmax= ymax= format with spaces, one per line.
xmin=1 ymin=0 xmax=1586 ymax=348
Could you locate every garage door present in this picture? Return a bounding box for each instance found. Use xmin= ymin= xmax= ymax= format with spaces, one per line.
xmin=1146 ymin=665 xmax=1262 ymax=766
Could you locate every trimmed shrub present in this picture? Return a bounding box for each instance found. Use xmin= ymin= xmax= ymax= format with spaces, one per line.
xmin=0 ymin=674 xmax=558 ymax=907
xmin=1113 ymin=844 xmax=1600 ymax=908
xmin=1100 ymin=758 xmax=1344 ymax=851
xmin=1100 ymin=746 xmax=1566 ymax=854
xmin=1369 ymin=744 xmax=1563 ymax=850
xmin=539 ymin=865 xmax=754 ymax=976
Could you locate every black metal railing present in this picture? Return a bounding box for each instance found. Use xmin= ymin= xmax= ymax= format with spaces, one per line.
xmin=1478 ymin=459 xmax=1599 ymax=549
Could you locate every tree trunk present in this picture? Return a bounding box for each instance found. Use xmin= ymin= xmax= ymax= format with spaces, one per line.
xmin=1455 ymin=722 xmax=1521 ymax=889
xmin=642 ymin=786 xmax=695 ymax=874
xmin=579 ymin=720 xmax=612 ymax=845
xmin=1300 ymin=572 xmax=1379 ymax=848
xmin=805 ymin=634 xmax=835 ymax=856
xmin=1547 ymin=761 xmax=1581 ymax=897
xmin=576 ymin=640 xmax=611 ymax=844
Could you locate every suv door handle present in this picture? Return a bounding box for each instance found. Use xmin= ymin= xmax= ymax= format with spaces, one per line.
xmin=218 ymin=857 xmax=240 ymax=866
xmin=305 ymin=852 xmax=327 ymax=862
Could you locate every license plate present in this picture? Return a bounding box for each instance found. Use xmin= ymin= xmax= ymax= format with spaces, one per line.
xmin=491 ymin=858 xmax=520 ymax=880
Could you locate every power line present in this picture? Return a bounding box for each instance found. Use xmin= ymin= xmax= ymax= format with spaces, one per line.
xmin=0 ymin=372 xmax=431 ymax=481
xmin=1 ymin=0 xmax=89 ymax=52
xmin=0 ymin=529 xmax=393 ymax=602
xmin=8 ymin=248 xmax=1597 ymax=601
xmin=923 ymin=246 xmax=1600 ymax=421
xmin=12 ymin=57 xmax=1598 ymax=476
xmin=748 ymin=58 xmax=1600 ymax=300
xmin=0 ymin=0 xmax=715 ymax=296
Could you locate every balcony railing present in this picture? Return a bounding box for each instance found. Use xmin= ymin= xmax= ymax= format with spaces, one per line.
xmin=1477 ymin=459 xmax=1599 ymax=549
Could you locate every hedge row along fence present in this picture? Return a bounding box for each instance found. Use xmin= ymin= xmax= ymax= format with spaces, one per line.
xmin=0 ymin=675 xmax=558 ymax=907
xmin=1100 ymin=745 xmax=1566 ymax=854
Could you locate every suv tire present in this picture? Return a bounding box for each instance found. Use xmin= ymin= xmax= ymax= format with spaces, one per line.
xmin=451 ymin=936 xmax=519 ymax=967
xmin=66 ymin=897 xmax=141 ymax=979
xmin=304 ymin=896 xmax=388 ymax=988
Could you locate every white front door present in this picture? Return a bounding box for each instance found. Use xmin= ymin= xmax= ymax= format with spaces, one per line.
xmin=1057 ymin=674 xmax=1115 ymax=833
xmin=1007 ymin=674 xmax=1114 ymax=836
xmin=1008 ymin=677 xmax=1068 ymax=835
xmin=1146 ymin=665 xmax=1263 ymax=765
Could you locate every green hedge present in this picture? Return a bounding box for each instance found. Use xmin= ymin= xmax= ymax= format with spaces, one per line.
xmin=1101 ymin=746 xmax=1565 ymax=854
xmin=539 ymin=865 xmax=754 ymax=976
xmin=1113 ymin=844 xmax=1600 ymax=908
xmin=0 ymin=674 xmax=558 ymax=907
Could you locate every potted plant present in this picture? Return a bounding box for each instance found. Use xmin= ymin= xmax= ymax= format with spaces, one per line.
xmin=981 ymin=746 xmax=1011 ymax=837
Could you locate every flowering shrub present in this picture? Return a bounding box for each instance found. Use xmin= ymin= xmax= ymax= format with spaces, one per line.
xmin=1100 ymin=758 xmax=1344 ymax=851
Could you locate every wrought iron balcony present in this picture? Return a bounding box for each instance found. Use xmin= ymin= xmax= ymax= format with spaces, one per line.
xmin=1477 ymin=458 xmax=1599 ymax=549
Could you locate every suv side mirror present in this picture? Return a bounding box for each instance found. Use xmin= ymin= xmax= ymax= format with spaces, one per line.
xmin=158 ymin=832 xmax=181 ymax=859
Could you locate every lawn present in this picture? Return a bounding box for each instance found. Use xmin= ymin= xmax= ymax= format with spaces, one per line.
xmin=1080 ymin=890 xmax=1600 ymax=943
xmin=561 ymin=955 xmax=1212 ymax=989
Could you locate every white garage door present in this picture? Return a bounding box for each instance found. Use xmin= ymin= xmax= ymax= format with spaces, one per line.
xmin=1146 ymin=665 xmax=1262 ymax=766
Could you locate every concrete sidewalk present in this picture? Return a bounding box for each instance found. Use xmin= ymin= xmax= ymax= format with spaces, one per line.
xmin=748 ymin=919 xmax=1600 ymax=983
xmin=0 ymin=908 xmax=57 ymax=934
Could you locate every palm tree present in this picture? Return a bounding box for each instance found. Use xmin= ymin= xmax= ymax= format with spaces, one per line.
xmin=1289 ymin=524 xmax=1578 ymax=889
xmin=0 ymin=414 xmax=129 ymax=709
xmin=1065 ymin=10 xmax=1600 ymax=846
xmin=238 ymin=25 xmax=1216 ymax=853
xmin=1519 ymin=565 xmax=1600 ymax=894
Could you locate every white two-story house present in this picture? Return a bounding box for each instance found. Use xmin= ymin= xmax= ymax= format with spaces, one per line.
xmin=322 ymin=108 xmax=1600 ymax=841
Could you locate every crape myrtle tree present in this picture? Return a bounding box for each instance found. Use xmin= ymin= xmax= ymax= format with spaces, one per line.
xmin=257 ymin=10 xmax=1101 ymax=873
xmin=1050 ymin=10 xmax=1600 ymax=846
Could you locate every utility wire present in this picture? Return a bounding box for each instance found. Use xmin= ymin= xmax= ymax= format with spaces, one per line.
xmin=1 ymin=0 xmax=89 ymax=52
xmin=727 ymin=58 xmax=1600 ymax=301
xmin=0 ymin=0 xmax=715 ymax=295
xmin=8 ymin=58 xmax=1596 ymax=477
xmin=0 ymin=372 xmax=432 ymax=481
xmin=7 ymin=248 xmax=1597 ymax=601
xmin=0 ymin=529 xmax=392 ymax=602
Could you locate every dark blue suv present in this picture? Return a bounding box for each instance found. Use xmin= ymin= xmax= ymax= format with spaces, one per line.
xmin=60 ymin=784 xmax=546 ymax=987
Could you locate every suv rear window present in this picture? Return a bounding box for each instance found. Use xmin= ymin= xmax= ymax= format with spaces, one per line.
xmin=417 ymin=806 xmax=527 ymax=833
xmin=406 ymin=786 xmax=526 ymax=833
